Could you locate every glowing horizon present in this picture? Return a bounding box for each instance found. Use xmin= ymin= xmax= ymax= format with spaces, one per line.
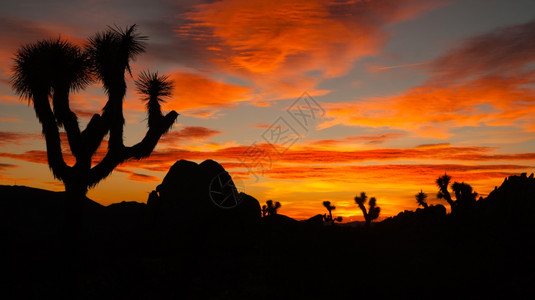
xmin=1 ymin=0 xmax=535 ymax=221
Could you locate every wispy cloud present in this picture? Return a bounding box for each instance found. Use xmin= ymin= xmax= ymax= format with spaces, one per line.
xmin=115 ymin=168 xmax=161 ymax=183
xmin=174 ymin=0 xmax=445 ymax=101
xmin=165 ymin=71 xmax=253 ymax=117
xmin=3 ymin=142 xmax=534 ymax=177
xmin=370 ymin=62 xmax=428 ymax=71
xmin=322 ymin=20 xmax=535 ymax=137
xmin=0 ymin=131 xmax=40 ymax=146
xmin=0 ymin=117 xmax=22 ymax=123
xmin=159 ymin=126 xmax=222 ymax=144
xmin=307 ymin=133 xmax=406 ymax=147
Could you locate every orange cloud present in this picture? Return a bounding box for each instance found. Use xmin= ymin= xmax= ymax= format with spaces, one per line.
xmin=0 ymin=131 xmax=40 ymax=146
xmin=0 ymin=163 xmax=18 ymax=171
xmin=3 ymin=143 xmax=535 ymax=174
xmin=0 ymin=18 xmax=252 ymax=119
xmin=323 ymin=74 xmax=535 ymax=137
xmin=263 ymin=164 xmax=528 ymax=185
xmin=307 ymin=133 xmax=406 ymax=148
xmin=159 ymin=126 xmax=222 ymax=144
xmin=176 ymin=0 xmax=445 ymax=101
xmin=430 ymin=20 xmax=535 ymax=81
xmin=115 ymin=168 xmax=161 ymax=183
xmin=164 ymin=72 xmax=253 ymax=117
xmin=322 ymin=20 xmax=535 ymax=137
xmin=0 ymin=117 xmax=22 ymax=123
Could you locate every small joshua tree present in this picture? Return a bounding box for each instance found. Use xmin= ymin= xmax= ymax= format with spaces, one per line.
xmin=451 ymin=182 xmax=478 ymax=211
xmin=322 ymin=201 xmax=343 ymax=225
xmin=436 ymin=173 xmax=455 ymax=213
xmin=354 ymin=192 xmax=381 ymax=227
xmin=261 ymin=205 xmax=268 ymax=217
xmin=436 ymin=173 xmax=478 ymax=214
xmin=10 ymin=25 xmax=178 ymax=203
xmin=265 ymin=200 xmax=281 ymax=216
xmin=416 ymin=190 xmax=428 ymax=208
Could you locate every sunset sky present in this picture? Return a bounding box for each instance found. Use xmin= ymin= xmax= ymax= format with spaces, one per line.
xmin=1 ymin=0 xmax=535 ymax=220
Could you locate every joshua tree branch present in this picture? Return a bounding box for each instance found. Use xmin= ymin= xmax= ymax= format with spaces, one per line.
xmin=80 ymin=113 xmax=108 ymax=161
xmin=102 ymin=81 xmax=127 ymax=150
xmin=52 ymin=86 xmax=82 ymax=158
xmin=33 ymin=91 xmax=71 ymax=180
xmin=358 ymin=202 xmax=369 ymax=224
xmin=88 ymin=111 xmax=177 ymax=187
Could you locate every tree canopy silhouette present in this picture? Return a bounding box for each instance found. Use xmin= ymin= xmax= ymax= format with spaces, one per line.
xmin=354 ymin=192 xmax=380 ymax=227
xmin=322 ymin=200 xmax=343 ymax=225
xmin=10 ymin=25 xmax=178 ymax=201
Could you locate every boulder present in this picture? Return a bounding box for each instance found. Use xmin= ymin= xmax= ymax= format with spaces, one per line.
xmin=150 ymin=159 xmax=261 ymax=231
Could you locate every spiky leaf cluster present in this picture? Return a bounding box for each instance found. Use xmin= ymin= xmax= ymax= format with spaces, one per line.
xmin=416 ymin=190 xmax=428 ymax=208
xmin=11 ymin=38 xmax=92 ymax=100
xmin=135 ymin=71 xmax=173 ymax=102
xmin=86 ymin=24 xmax=147 ymax=87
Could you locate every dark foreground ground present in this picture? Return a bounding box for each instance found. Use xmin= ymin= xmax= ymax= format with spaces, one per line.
xmin=2 ymin=183 xmax=535 ymax=299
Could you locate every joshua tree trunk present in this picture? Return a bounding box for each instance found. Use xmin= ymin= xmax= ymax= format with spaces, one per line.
xmin=358 ymin=202 xmax=370 ymax=227
xmin=437 ymin=174 xmax=456 ymax=214
xmin=442 ymin=193 xmax=455 ymax=213
xmin=64 ymin=182 xmax=85 ymax=234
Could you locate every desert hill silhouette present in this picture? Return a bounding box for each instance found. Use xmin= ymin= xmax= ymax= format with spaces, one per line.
xmin=2 ymin=169 xmax=535 ymax=298
xmin=477 ymin=173 xmax=535 ymax=226
xmin=0 ymin=185 xmax=106 ymax=235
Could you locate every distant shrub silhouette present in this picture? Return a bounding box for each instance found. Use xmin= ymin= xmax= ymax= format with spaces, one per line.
xmin=10 ymin=25 xmax=177 ymax=202
xmin=416 ymin=190 xmax=428 ymax=208
xmin=264 ymin=200 xmax=281 ymax=216
xmin=322 ymin=201 xmax=343 ymax=225
xmin=436 ymin=173 xmax=478 ymax=214
xmin=354 ymin=192 xmax=380 ymax=227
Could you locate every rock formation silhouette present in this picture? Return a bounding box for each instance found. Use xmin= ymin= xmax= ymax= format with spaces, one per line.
xmin=151 ymin=159 xmax=261 ymax=231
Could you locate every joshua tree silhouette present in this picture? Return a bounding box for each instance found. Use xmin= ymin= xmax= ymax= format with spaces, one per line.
xmin=451 ymin=182 xmax=478 ymax=210
xmin=10 ymin=25 xmax=177 ymax=202
xmin=354 ymin=192 xmax=380 ymax=227
xmin=264 ymin=200 xmax=281 ymax=216
xmin=416 ymin=190 xmax=428 ymax=208
xmin=436 ymin=173 xmax=455 ymax=212
xmin=436 ymin=173 xmax=478 ymax=214
xmin=322 ymin=201 xmax=343 ymax=225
